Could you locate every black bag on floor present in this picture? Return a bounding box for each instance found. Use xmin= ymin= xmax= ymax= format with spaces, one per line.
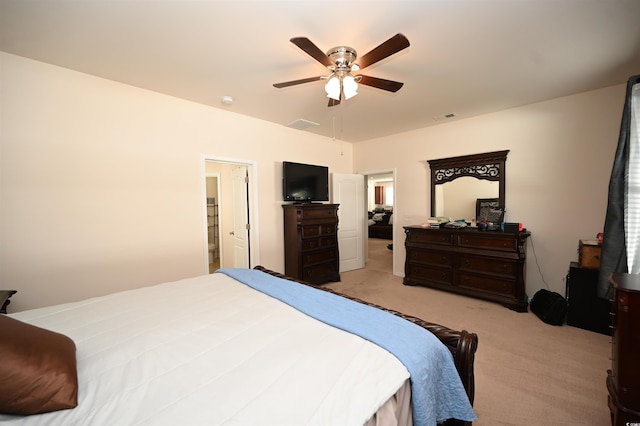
xmin=530 ymin=289 xmax=567 ymax=326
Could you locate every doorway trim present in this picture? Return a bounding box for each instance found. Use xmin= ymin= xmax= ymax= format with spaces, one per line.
xmin=201 ymin=155 xmax=260 ymax=274
xmin=360 ymin=168 xmax=397 ymax=274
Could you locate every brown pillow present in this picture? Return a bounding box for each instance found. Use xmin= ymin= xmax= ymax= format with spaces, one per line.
xmin=0 ymin=314 xmax=78 ymax=415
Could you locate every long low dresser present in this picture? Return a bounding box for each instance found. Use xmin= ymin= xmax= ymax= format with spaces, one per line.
xmin=403 ymin=225 xmax=530 ymax=312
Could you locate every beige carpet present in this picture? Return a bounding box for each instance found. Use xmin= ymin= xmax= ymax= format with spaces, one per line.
xmin=327 ymin=238 xmax=611 ymax=426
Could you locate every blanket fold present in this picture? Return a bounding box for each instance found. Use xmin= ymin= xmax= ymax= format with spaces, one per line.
xmin=216 ymin=268 xmax=476 ymax=426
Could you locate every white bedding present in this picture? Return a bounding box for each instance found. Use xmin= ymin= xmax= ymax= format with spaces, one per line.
xmin=2 ymin=273 xmax=410 ymax=425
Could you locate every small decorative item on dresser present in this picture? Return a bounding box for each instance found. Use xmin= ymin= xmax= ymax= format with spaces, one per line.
xmin=0 ymin=290 xmax=17 ymax=314
xmin=578 ymin=239 xmax=601 ymax=269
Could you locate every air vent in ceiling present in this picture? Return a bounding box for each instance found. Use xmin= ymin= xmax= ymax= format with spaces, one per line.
xmin=432 ymin=113 xmax=457 ymax=122
xmin=286 ymin=119 xmax=320 ymax=130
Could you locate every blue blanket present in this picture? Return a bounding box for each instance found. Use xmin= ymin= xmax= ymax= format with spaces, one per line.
xmin=216 ymin=268 xmax=476 ymax=425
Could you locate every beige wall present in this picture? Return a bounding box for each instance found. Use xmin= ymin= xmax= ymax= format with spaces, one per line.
xmin=0 ymin=52 xmax=353 ymax=310
xmin=1 ymin=51 xmax=626 ymax=310
xmin=354 ymin=84 xmax=624 ymax=298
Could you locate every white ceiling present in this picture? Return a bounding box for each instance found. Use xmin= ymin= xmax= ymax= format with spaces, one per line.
xmin=1 ymin=0 xmax=639 ymax=142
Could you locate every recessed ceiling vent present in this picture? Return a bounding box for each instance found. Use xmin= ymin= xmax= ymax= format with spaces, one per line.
xmin=286 ymin=119 xmax=320 ymax=130
xmin=432 ymin=113 xmax=457 ymax=122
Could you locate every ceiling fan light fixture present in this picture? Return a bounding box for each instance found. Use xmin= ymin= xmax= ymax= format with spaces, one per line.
xmin=342 ymin=75 xmax=358 ymax=100
xmin=324 ymin=76 xmax=341 ymax=100
xmin=275 ymin=34 xmax=409 ymax=106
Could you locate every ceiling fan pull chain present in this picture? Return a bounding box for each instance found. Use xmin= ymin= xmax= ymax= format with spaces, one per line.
xmin=332 ymin=115 xmax=336 ymax=142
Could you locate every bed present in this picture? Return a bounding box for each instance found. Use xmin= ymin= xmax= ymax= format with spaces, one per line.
xmin=0 ymin=266 xmax=478 ymax=426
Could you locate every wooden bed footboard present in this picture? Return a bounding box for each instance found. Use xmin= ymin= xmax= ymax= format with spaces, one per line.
xmin=254 ymin=266 xmax=478 ymax=425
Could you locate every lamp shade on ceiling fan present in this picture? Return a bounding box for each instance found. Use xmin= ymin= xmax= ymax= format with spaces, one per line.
xmin=324 ymin=76 xmax=340 ymax=100
xmin=274 ymin=33 xmax=409 ymax=106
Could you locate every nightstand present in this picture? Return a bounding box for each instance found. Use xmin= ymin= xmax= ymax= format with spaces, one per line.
xmin=0 ymin=290 xmax=17 ymax=314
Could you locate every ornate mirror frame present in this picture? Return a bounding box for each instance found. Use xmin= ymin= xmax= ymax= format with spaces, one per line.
xmin=427 ymin=150 xmax=509 ymax=217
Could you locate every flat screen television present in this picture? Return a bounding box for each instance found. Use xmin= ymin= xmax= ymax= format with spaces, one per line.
xmin=282 ymin=161 xmax=329 ymax=202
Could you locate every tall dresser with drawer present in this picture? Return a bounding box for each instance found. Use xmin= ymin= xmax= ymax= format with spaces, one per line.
xmin=283 ymin=203 xmax=340 ymax=284
xmin=607 ymin=272 xmax=640 ymax=425
xmin=403 ymin=226 xmax=530 ymax=311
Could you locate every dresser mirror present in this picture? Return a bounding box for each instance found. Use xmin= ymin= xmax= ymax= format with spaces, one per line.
xmin=427 ymin=150 xmax=509 ymax=221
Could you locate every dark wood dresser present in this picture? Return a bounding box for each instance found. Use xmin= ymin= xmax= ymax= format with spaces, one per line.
xmin=607 ymin=272 xmax=640 ymax=425
xmin=403 ymin=226 xmax=530 ymax=311
xmin=283 ymin=203 xmax=340 ymax=284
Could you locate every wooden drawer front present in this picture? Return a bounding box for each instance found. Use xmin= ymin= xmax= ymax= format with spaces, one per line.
xmin=320 ymin=224 xmax=337 ymax=236
xmin=458 ymin=272 xmax=515 ymax=296
xmin=456 ymin=255 xmax=515 ymax=276
xmin=302 ymin=237 xmax=336 ymax=251
xmin=457 ymin=234 xmax=517 ymax=252
xmin=303 ymin=248 xmax=337 ymax=265
xmin=408 ymin=249 xmax=452 ymax=267
xmin=298 ymin=207 xmax=337 ymax=220
xmin=406 ymin=229 xmax=453 ymax=245
xmin=301 ymin=224 xmax=336 ymax=238
xmin=406 ymin=263 xmax=452 ymax=286
xmin=303 ymin=262 xmax=338 ymax=282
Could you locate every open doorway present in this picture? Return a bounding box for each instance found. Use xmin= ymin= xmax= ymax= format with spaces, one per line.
xmin=205 ymin=174 xmax=221 ymax=273
xmin=203 ymin=159 xmax=258 ymax=273
xmin=364 ymin=171 xmax=395 ymax=273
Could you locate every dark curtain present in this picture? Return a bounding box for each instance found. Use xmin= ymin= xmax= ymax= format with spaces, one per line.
xmin=598 ymin=74 xmax=640 ymax=299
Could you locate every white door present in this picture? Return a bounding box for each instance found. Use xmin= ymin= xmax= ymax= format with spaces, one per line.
xmin=332 ymin=173 xmax=365 ymax=272
xmin=231 ymin=165 xmax=250 ymax=268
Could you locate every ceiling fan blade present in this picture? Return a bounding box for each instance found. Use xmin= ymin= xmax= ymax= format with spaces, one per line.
xmin=328 ymin=98 xmax=341 ymax=107
xmin=356 ymin=33 xmax=410 ymax=70
xmin=290 ymin=37 xmax=334 ymax=68
xmin=358 ymin=75 xmax=404 ymax=92
xmin=273 ymin=76 xmax=323 ymax=88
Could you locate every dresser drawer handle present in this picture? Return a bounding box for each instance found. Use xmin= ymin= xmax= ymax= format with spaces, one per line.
xmin=464 ymin=259 xmax=471 ymax=267
xmin=441 ymin=257 xmax=449 ymax=264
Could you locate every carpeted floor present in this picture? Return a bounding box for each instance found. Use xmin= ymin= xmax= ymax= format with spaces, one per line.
xmin=327 ymin=238 xmax=611 ymax=426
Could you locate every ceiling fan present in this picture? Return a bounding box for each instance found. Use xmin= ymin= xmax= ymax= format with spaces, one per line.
xmin=273 ymin=33 xmax=410 ymax=107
